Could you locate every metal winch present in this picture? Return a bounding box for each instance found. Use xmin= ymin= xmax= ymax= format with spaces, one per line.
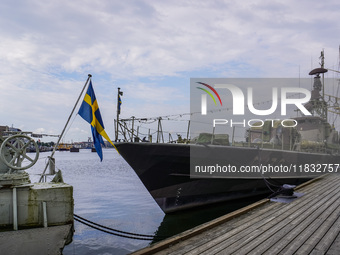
xmin=0 ymin=133 xmax=39 ymax=186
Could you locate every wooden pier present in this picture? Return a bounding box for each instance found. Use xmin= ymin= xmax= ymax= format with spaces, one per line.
xmin=132 ymin=174 xmax=340 ymax=255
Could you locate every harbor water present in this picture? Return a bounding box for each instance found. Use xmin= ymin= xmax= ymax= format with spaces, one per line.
xmin=28 ymin=149 xmax=264 ymax=255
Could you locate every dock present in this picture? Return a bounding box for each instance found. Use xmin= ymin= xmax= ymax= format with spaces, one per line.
xmin=132 ymin=174 xmax=340 ymax=255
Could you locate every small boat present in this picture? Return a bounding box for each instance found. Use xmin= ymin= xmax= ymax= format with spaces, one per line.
xmin=56 ymin=143 xmax=72 ymax=151
xmin=70 ymin=147 xmax=80 ymax=152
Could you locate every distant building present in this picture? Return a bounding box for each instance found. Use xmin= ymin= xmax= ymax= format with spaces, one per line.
xmin=0 ymin=126 xmax=7 ymax=136
xmin=0 ymin=126 xmax=22 ymax=136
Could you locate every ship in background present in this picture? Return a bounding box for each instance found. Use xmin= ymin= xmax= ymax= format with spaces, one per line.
xmin=114 ymin=50 xmax=340 ymax=213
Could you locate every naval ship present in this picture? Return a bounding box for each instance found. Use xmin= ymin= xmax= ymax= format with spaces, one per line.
xmin=115 ymin=51 xmax=340 ymax=213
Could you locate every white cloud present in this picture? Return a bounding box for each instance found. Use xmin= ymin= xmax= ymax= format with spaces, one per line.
xmin=0 ymin=0 xmax=339 ymax=141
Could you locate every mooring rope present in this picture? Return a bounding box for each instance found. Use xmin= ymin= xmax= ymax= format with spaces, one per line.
xmin=74 ymin=214 xmax=166 ymax=241
xmin=255 ymin=147 xmax=296 ymax=199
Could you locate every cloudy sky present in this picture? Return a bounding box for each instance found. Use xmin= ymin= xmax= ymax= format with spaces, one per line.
xmin=1 ymin=0 xmax=339 ymax=143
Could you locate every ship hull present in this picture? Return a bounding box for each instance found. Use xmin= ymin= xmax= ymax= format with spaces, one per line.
xmin=115 ymin=142 xmax=339 ymax=213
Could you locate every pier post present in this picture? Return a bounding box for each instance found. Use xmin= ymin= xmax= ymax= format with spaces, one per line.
xmin=13 ymin=187 xmax=18 ymax=230
xmin=43 ymin=202 xmax=48 ymax=228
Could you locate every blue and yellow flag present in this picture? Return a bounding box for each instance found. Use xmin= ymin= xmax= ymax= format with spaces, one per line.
xmin=78 ymin=80 xmax=118 ymax=160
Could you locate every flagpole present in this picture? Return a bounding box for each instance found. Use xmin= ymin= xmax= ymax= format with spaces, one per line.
xmin=39 ymin=74 xmax=92 ymax=182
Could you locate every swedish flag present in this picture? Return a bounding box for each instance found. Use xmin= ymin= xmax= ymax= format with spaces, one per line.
xmin=78 ymin=80 xmax=118 ymax=160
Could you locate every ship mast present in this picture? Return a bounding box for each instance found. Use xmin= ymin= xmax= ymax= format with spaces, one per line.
xmin=307 ymin=49 xmax=340 ymax=123
xmin=326 ymin=46 xmax=340 ymax=120
xmin=306 ymin=50 xmax=329 ymax=120
xmin=115 ymin=87 xmax=123 ymax=141
xmin=320 ymin=50 xmax=327 ymax=121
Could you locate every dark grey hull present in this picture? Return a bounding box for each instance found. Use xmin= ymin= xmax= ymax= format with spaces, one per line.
xmin=115 ymin=142 xmax=339 ymax=213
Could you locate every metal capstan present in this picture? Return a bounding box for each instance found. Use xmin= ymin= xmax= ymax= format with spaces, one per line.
xmin=0 ymin=130 xmax=39 ymax=186
xmin=0 ymin=134 xmax=39 ymax=172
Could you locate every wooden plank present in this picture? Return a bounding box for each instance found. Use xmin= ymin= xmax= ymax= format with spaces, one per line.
xmin=207 ymin=176 xmax=338 ymax=254
xmin=277 ymin=189 xmax=340 ymax=254
xmin=161 ymin=202 xmax=281 ymax=255
xmin=293 ymin=174 xmax=328 ymax=191
xmin=167 ymin=175 xmax=337 ymax=255
xmin=293 ymin=202 xmax=340 ymax=254
xmin=156 ymin=201 xmax=285 ymax=255
xmin=326 ymin=232 xmax=340 ymax=255
xmin=132 ymin=174 xmax=340 ymax=255
xmin=162 ymin=200 xmax=286 ymax=255
xmin=131 ymin=199 xmax=269 ymax=255
xmin=213 ymin=178 xmax=340 ymax=255
xmin=187 ymin=206 xmax=292 ymax=255
xmin=309 ymin=212 xmax=340 ymax=254
xmin=260 ymin=177 xmax=340 ymax=254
